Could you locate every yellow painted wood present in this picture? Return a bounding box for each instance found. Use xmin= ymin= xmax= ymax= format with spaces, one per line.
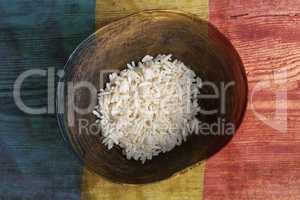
xmin=81 ymin=162 xmax=206 ymax=200
xmin=95 ymin=0 xmax=208 ymax=28
xmin=81 ymin=1 xmax=208 ymax=199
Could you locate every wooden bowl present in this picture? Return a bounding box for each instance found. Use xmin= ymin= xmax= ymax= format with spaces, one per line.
xmin=57 ymin=10 xmax=248 ymax=184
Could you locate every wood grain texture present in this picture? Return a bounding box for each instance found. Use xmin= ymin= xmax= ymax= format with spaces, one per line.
xmin=0 ymin=1 xmax=95 ymax=199
xmin=81 ymin=162 xmax=205 ymax=200
xmin=204 ymin=0 xmax=300 ymax=199
xmin=95 ymin=0 xmax=208 ymax=28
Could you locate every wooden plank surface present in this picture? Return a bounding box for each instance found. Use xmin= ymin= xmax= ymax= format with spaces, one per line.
xmin=0 ymin=1 xmax=95 ymax=199
xmin=204 ymin=0 xmax=300 ymax=199
xmin=81 ymin=162 xmax=205 ymax=200
xmin=82 ymin=1 xmax=300 ymax=200
xmin=95 ymin=0 xmax=208 ymax=28
xmin=1 ymin=0 xmax=299 ymax=199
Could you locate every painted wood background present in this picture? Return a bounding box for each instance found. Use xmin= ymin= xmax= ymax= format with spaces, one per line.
xmin=0 ymin=0 xmax=299 ymax=200
xmin=0 ymin=1 xmax=94 ymax=199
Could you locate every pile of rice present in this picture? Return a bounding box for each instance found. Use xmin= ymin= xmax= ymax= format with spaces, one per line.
xmin=93 ymin=54 xmax=202 ymax=163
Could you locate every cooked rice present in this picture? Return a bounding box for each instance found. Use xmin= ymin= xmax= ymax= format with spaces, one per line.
xmin=93 ymin=54 xmax=202 ymax=163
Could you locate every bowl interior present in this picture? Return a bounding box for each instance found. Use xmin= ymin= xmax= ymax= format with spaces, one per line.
xmin=58 ymin=10 xmax=248 ymax=184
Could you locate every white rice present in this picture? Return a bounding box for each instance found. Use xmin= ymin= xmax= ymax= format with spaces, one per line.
xmin=93 ymin=54 xmax=202 ymax=163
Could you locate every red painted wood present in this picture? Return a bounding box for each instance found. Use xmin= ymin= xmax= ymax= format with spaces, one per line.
xmin=204 ymin=0 xmax=300 ymax=199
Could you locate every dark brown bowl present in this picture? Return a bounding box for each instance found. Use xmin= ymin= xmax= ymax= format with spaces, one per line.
xmin=57 ymin=10 xmax=248 ymax=184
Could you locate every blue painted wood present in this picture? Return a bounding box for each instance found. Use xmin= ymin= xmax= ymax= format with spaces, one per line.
xmin=0 ymin=1 xmax=95 ymax=199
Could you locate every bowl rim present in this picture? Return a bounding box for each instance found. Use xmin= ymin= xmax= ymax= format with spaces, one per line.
xmin=56 ymin=9 xmax=249 ymax=185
